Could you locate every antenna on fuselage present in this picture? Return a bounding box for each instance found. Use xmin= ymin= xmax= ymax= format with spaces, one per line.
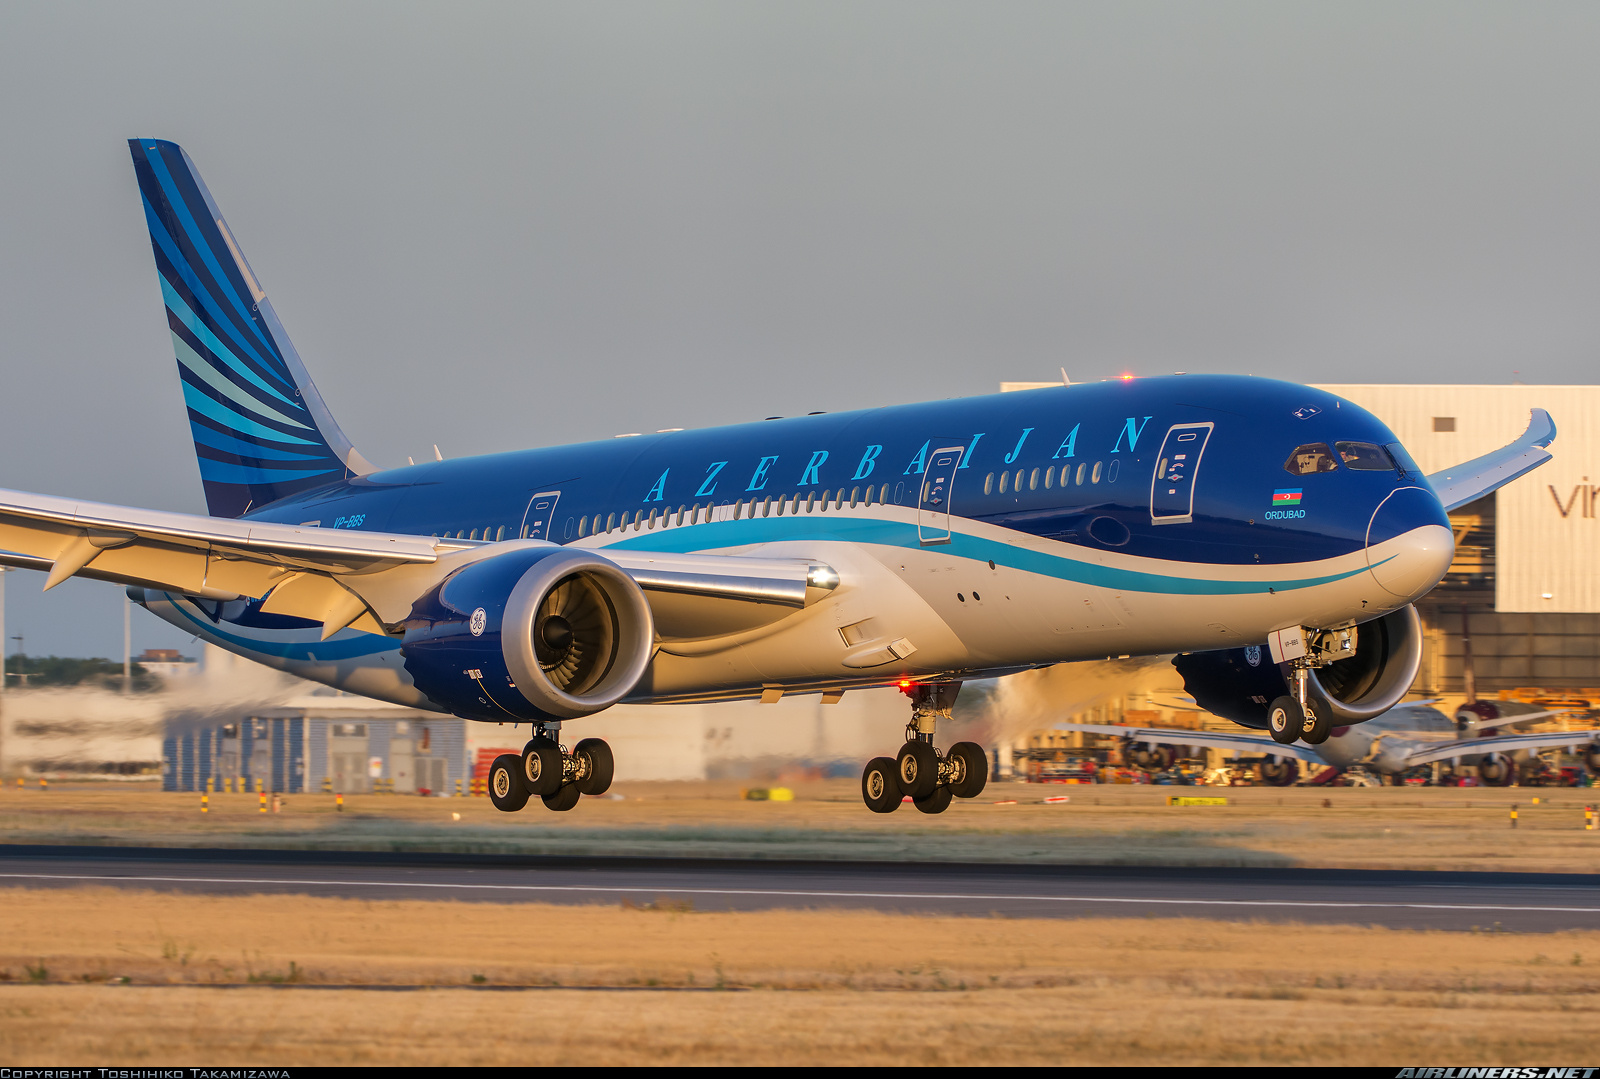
xmin=1060 ymin=367 xmax=1072 ymax=386
xmin=433 ymin=445 xmax=444 ymax=462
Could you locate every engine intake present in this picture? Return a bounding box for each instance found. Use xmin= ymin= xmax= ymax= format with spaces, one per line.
xmin=1174 ymin=606 xmax=1422 ymax=729
xmin=401 ymin=547 xmax=654 ymax=722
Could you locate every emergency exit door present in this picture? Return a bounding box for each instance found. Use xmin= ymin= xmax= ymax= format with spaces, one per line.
xmin=521 ymin=491 xmax=561 ymax=540
xmin=1149 ymin=422 xmax=1214 ymax=525
xmin=917 ymin=443 xmax=967 ymax=545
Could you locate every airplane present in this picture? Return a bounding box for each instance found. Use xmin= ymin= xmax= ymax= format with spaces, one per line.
xmin=1057 ymin=700 xmax=1600 ymax=786
xmin=0 ymin=139 xmax=1561 ymax=814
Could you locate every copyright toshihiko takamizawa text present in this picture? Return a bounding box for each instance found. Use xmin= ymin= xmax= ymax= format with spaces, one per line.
xmin=1 ymin=1071 xmax=293 ymax=1078
xmin=1395 ymin=1062 xmax=1593 ymax=1069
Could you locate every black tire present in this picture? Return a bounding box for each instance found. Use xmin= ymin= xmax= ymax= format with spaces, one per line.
xmin=896 ymin=740 xmax=939 ymax=799
xmin=542 ymin=783 xmax=582 ymax=811
xmin=574 ymin=737 xmax=615 ymax=796
xmin=1267 ymin=696 xmax=1302 ymax=745
xmin=947 ymin=741 xmax=988 ymax=799
xmin=1300 ymin=699 xmax=1333 ymax=745
xmin=861 ymin=757 xmax=902 ymax=813
xmin=521 ymin=737 xmax=563 ymax=797
xmin=913 ymin=785 xmax=953 ymax=814
xmin=487 ymin=754 xmax=530 ymax=812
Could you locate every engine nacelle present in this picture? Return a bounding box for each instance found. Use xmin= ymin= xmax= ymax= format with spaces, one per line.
xmin=1477 ymin=752 xmax=1516 ymax=787
xmin=1125 ymin=741 xmax=1175 ymax=773
xmin=400 ymin=547 xmax=654 ymax=722
xmin=1257 ymin=759 xmax=1300 ymax=787
xmin=1174 ymin=606 xmax=1423 ymax=729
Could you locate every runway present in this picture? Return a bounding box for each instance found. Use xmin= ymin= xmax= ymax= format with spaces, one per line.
xmin=1 ymin=845 xmax=1596 ymax=931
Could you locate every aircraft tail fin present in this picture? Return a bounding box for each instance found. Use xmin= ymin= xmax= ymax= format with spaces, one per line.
xmin=128 ymin=139 xmax=374 ymax=518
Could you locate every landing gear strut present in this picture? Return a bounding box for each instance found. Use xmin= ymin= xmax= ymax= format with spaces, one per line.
xmin=489 ymin=724 xmax=614 ymax=813
xmin=859 ymin=682 xmax=989 ymax=814
xmin=1268 ymin=629 xmax=1343 ymax=746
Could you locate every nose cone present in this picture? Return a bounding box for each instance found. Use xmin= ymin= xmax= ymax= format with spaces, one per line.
xmin=1366 ymin=486 xmax=1454 ymax=599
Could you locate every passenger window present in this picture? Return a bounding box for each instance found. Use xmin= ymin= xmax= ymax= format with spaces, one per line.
xmin=984 ymin=472 xmax=994 ymax=495
xmin=1335 ymin=441 xmax=1395 ymax=471
xmin=578 ymin=517 xmax=588 ymax=538
xmin=606 ymin=513 xmax=616 ymax=532
xmin=1043 ymin=467 xmax=1053 ymax=490
xmin=1029 ymin=468 xmax=1040 ymax=491
xmin=496 ymin=525 xmax=506 ymax=541
xmin=1014 ymin=469 xmax=1024 ymax=492
xmin=1091 ymin=461 xmax=1102 ymax=484
xmin=1285 ymin=443 xmax=1338 ymax=475
xmin=850 ymin=486 xmax=860 ymax=507
xmin=822 ymin=490 xmax=832 ymax=509
xmin=1075 ymin=463 xmax=1086 ymax=485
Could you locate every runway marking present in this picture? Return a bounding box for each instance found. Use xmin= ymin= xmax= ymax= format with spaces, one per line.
xmin=2 ymin=871 xmax=1599 ymax=916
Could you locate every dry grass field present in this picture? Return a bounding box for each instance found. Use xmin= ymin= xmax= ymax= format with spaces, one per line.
xmin=1 ymin=781 xmax=1597 ymax=872
xmin=0 ymin=887 xmax=1597 ymax=1065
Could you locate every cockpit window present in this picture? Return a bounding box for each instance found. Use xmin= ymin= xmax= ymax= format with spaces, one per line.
xmin=1335 ymin=441 xmax=1394 ymax=471
xmin=1384 ymin=442 xmax=1419 ymax=477
xmin=1284 ymin=443 xmax=1337 ymax=476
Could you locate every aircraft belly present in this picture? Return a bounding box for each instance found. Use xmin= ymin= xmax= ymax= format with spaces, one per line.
xmin=139 ymin=591 xmax=439 ymax=711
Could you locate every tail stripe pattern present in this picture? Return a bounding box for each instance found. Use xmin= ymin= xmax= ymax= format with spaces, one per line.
xmin=130 ymin=139 xmax=352 ymax=517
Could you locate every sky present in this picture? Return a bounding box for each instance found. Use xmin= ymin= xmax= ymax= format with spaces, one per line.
xmin=0 ymin=1 xmax=1598 ymax=657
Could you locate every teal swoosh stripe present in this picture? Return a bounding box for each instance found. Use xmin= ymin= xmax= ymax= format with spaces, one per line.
xmin=604 ymin=515 xmax=1384 ymax=596
xmin=163 ymin=594 xmax=398 ymax=661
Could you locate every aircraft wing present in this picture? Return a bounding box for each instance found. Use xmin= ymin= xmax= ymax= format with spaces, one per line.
xmin=1425 ymin=408 xmax=1556 ymax=512
xmin=1400 ymin=729 xmax=1600 ymax=768
xmin=1051 ymin=723 xmax=1325 ymax=763
xmin=0 ymin=485 xmax=825 ymax=640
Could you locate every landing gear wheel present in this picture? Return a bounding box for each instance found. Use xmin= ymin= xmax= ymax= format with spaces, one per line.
xmin=1299 ymin=699 xmax=1333 ymax=745
xmin=896 ymin=741 xmax=939 ymax=799
xmin=913 ymin=786 xmax=953 ymax=814
xmin=521 ymin=737 xmax=563 ymax=797
xmin=947 ymin=741 xmax=988 ymax=799
xmin=488 ymin=754 xmax=530 ymax=812
xmin=861 ymin=757 xmax=902 ymax=813
xmin=542 ymin=784 xmax=581 ymax=811
xmin=1267 ymin=696 xmax=1303 ymax=745
xmin=573 ymin=738 xmax=614 ymax=795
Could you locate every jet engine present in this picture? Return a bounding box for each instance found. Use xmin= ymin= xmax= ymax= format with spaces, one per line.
xmin=1257 ymin=759 xmax=1300 ymax=787
xmin=399 ymin=547 xmax=654 ymax=722
xmin=1476 ymin=752 xmax=1516 ymax=787
xmin=1124 ymin=741 xmax=1175 ymax=773
xmin=1173 ymin=606 xmax=1422 ymax=729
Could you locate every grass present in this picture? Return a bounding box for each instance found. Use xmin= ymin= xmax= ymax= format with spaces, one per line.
xmin=0 ymin=886 xmax=1597 ymax=1064
xmin=1 ymin=781 xmax=1598 ymax=872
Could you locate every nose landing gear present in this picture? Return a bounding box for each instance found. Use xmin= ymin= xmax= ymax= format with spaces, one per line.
xmin=488 ymin=725 xmax=614 ymax=813
xmin=860 ymin=682 xmax=989 ymax=814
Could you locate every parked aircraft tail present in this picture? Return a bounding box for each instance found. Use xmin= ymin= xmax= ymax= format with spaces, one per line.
xmin=128 ymin=139 xmax=373 ymax=518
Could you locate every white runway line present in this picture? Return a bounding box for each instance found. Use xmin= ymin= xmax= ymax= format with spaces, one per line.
xmin=1 ymin=871 xmax=1598 ymax=915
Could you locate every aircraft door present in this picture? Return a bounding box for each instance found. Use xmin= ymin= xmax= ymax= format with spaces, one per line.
xmin=521 ymin=490 xmax=561 ymax=540
xmin=1149 ymin=422 xmax=1214 ymax=525
xmin=917 ymin=443 xmax=967 ymax=545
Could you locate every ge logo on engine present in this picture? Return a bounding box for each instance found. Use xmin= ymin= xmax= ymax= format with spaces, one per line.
xmin=469 ymin=607 xmax=488 ymax=636
xmin=1244 ymin=644 xmax=1261 ymax=667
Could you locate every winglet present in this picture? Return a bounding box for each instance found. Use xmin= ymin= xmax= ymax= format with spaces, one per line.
xmin=1425 ymin=408 xmax=1556 ymax=512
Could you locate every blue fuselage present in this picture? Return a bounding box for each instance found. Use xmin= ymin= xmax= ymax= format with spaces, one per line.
xmin=247 ymin=374 xmax=1439 ymax=568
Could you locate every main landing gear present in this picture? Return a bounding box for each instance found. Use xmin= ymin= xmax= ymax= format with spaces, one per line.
xmin=861 ymin=682 xmax=988 ymax=814
xmin=488 ymin=726 xmax=614 ymax=813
